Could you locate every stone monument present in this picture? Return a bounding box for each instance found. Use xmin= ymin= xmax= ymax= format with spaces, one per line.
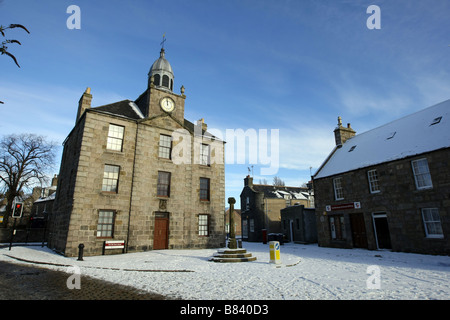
xmin=227 ymin=197 xmax=237 ymax=249
xmin=210 ymin=197 xmax=256 ymax=263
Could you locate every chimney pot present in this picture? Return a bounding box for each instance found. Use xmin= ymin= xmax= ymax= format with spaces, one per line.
xmin=51 ymin=174 xmax=58 ymax=187
xmin=244 ymin=175 xmax=253 ymax=187
xmin=197 ymin=118 xmax=207 ymax=131
xmin=334 ymin=117 xmax=356 ymax=146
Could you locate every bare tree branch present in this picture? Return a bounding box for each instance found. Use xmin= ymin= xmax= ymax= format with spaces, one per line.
xmin=0 ymin=48 xmax=20 ymax=67
xmin=272 ymin=176 xmax=286 ymax=187
xmin=8 ymin=24 xmax=30 ymax=34
xmin=0 ymin=133 xmax=57 ymax=227
xmin=1 ymin=22 xmax=30 ymax=102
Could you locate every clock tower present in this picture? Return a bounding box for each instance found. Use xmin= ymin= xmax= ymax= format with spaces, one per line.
xmin=135 ymin=48 xmax=186 ymax=125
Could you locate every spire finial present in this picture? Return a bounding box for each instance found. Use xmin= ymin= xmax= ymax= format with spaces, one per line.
xmin=160 ymin=33 xmax=166 ymax=49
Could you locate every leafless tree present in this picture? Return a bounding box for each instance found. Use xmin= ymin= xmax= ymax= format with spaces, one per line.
xmin=0 ymin=134 xmax=57 ymax=227
xmin=272 ymin=176 xmax=285 ymax=187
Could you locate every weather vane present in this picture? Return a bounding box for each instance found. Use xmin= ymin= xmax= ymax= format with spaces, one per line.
xmin=160 ymin=33 xmax=166 ymax=49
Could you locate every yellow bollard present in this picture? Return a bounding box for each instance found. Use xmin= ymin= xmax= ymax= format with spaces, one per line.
xmin=269 ymin=241 xmax=281 ymax=264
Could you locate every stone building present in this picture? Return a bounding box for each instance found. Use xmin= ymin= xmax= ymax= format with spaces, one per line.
xmin=240 ymin=175 xmax=313 ymax=242
xmin=49 ymin=47 xmax=225 ymax=257
xmin=30 ymin=174 xmax=58 ymax=228
xmin=313 ymin=100 xmax=450 ymax=255
xmin=280 ymin=205 xmax=317 ymax=244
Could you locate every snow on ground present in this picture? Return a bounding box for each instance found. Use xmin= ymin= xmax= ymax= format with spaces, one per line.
xmin=1 ymin=242 xmax=449 ymax=300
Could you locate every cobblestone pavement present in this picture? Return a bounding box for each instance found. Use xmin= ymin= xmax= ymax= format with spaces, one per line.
xmin=0 ymin=261 xmax=168 ymax=300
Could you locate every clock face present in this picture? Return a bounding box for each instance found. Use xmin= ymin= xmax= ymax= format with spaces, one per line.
xmin=160 ymin=97 xmax=175 ymax=113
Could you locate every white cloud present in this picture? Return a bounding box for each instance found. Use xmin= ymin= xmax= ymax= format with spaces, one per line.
xmin=277 ymin=125 xmax=334 ymax=171
xmin=0 ymin=81 xmax=129 ymax=140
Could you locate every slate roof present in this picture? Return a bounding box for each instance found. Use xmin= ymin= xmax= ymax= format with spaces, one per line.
xmin=314 ymin=99 xmax=450 ymax=179
xmin=251 ymin=184 xmax=310 ymax=200
xmin=91 ymin=100 xmax=144 ymax=120
xmin=90 ymin=96 xmax=221 ymax=140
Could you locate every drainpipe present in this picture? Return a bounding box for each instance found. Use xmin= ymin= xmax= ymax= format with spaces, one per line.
xmin=126 ymin=120 xmax=139 ymax=253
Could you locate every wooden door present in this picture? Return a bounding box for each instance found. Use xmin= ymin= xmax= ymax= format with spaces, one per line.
xmin=153 ymin=217 xmax=169 ymax=250
xmin=350 ymin=214 xmax=368 ymax=248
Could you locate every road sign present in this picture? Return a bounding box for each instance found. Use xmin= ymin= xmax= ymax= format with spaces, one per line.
xmin=326 ymin=202 xmax=361 ymax=212
xmin=269 ymin=241 xmax=281 ymax=264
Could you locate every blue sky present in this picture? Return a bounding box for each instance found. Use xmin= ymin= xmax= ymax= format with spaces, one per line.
xmin=1 ymin=0 xmax=449 ymax=208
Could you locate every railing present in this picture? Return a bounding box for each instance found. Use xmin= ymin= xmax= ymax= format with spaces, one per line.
xmin=0 ymin=227 xmax=47 ymax=247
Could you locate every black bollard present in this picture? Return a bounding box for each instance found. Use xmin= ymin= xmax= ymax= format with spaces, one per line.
xmin=77 ymin=243 xmax=84 ymax=261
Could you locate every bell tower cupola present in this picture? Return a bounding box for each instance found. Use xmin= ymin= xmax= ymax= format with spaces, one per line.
xmin=148 ymin=47 xmax=174 ymax=91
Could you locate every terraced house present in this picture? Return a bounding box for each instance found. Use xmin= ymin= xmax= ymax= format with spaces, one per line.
xmin=313 ymin=100 xmax=450 ymax=255
xmin=49 ymin=48 xmax=225 ymax=257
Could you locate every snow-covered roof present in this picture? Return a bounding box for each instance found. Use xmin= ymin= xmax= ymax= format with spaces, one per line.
xmin=314 ymin=99 xmax=450 ymax=179
xmin=251 ymin=185 xmax=311 ymax=199
xmin=34 ymin=192 xmax=56 ymax=203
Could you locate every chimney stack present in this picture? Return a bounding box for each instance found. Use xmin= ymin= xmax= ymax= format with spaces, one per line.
xmin=197 ymin=118 xmax=207 ymax=132
xmin=334 ymin=116 xmax=356 ymax=146
xmin=51 ymin=174 xmax=58 ymax=187
xmin=244 ymin=175 xmax=253 ymax=188
xmin=76 ymin=88 xmax=92 ymax=122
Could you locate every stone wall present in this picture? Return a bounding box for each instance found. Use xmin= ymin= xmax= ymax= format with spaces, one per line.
xmin=281 ymin=205 xmax=317 ymax=243
xmin=48 ymin=115 xmax=86 ymax=254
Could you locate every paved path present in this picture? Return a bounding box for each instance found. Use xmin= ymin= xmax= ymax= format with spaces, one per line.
xmin=0 ymin=261 xmax=167 ymax=300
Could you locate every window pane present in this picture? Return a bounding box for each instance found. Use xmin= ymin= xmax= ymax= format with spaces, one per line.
xmin=333 ymin=177 xmax=344 ymax=200
xmin=107 ymin=124 xmax=124 ymax=151
xmin=97 ymin=210 xmax=115 ymax=238
xmin=422 ymin=208 xmax=443 ymax=237
xmin=157 ymin=171 xmax=171 ymax=197
xmin=368 ymin=169 xmax=380 ymax=193
xmin=200 ymin=144 xmax=210 ymax=166
xmin=200 ymin=178 xmax=210 ymax=200
xmin=102 ymin=165 xmax=119 ymax=192
xmin=199 ymin=214 xmax=209 ymax=236
xmin=159 ymin=134 xmax=172 ymax=159
xmin=412 ymin=159 xmax=433 ymax=189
